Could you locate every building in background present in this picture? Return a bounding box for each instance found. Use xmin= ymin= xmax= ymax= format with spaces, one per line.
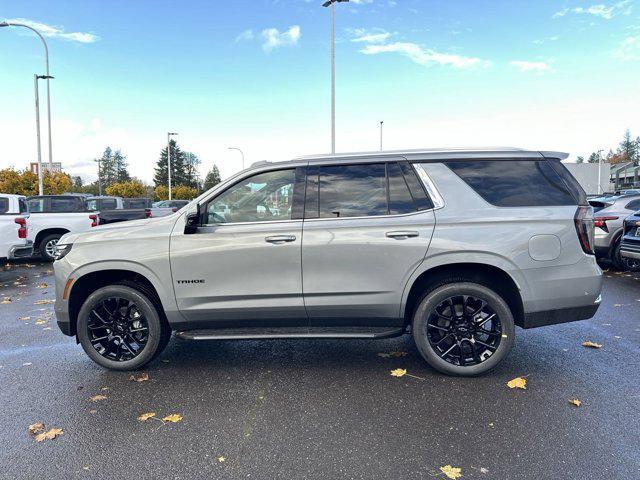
xmin=563 ymin=162 xmax=609 ymax=196
xmin=30 ymin=162 xmax=62 ymax=175
xmin=610 ymin=162 xmax=640 ymax=191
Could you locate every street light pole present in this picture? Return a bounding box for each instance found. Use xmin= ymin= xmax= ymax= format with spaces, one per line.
xmin=1 ymin=21 xmax=54 ymax=171
xmin=322 ymin=0 xmax=348 ymax=154
xmin=228 ymin=147 xmax=245 ymax=171
xmin=94 ymin=158 xmax=102 ymax=195
xmin=167 ymin=132 xmax=178 ymax=200
xmin=379 ymin=121 xmax=384 ymax=151
xmin=597 ymin=149 xmax=604 ymax=195
xmin=33 ymin=74 xmax=43 ymax=196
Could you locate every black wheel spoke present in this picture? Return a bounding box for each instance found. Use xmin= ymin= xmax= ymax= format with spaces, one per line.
xmin=426 ymin=294 xmax=502 ymax=367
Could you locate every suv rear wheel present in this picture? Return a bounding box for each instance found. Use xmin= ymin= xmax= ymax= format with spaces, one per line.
xmin=412 ymin=281 xmax=515 ymax=376
xmin=77 ymin=284 xmax=171 ymax=370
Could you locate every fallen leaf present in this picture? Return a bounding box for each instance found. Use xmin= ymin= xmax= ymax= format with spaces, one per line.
xmin=137 ymin=412 xmax=156 ymax=422
xmin=613 ymin=304 xmax=623 ymax=307
xmin=100 ymin=387 xmax=110 ymax=391
xmin=35 ymin=319 xmax=47 ymax=325
xmin=28 ymin=422 xmax=46 ymax=436
xmin=480 ymin=467 xmax=489 ymax=474
xmin=581 ymin=341 xmax=602 ymax=349
xmin=37 ymin=282 xmax=47 ymax=289
xmin=162 ymin=413 xmax=182 ymax=423
xmin=569 ymin=399 xmax=581 ymax=407
xmin=217 ymin=456 xmax=225 ymax=463
xmin=390 ymin=368 xmax=407 ymax=378
xmin=129 ymin=373 xmax=149 ymax=382
xmin=440 ymin=465 xmax=462 ymax=479
xmin=88 ymin=409 xmax=97 ymax=414
xmin=379 ymin=351 xmax=408 ymax=358
xmin=42 ymin=327 xmax=52 ymax=331
xmin=35 ymin=299 xmax=54 ymax=305
xmin=35 ymin=427 xmax=63 ymax=442
xmin=1 ymin=297 xmax=11 ymax=304
xmin=506 ymin=377 xmax=527 ymax=389
xmin=18 ymin=316 xmax=31 ymax=321
xmin=89 ymin=395 xmax=107 ymax=402
xmin=22 ymin=362 xmax=32 ymax=366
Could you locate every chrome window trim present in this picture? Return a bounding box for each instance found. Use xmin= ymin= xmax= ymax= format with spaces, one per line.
xmin=412 ymin=163 xmax=445 ymax=210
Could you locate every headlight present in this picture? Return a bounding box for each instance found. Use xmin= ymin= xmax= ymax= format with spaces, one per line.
xmin=53 ymin=243 xmax=73 ymax=260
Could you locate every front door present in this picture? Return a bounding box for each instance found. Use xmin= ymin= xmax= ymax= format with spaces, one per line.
xmin=170 ymin=167 xmax=307 ymax=327
xmin=301 ymin=160 xmax=436 ymax=327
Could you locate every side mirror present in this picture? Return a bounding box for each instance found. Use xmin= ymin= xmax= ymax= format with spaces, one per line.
xmin=184 ymin=205 xmax=201 ymax=235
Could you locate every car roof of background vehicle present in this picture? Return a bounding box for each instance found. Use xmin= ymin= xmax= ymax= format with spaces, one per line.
xmin=0 ymin=194 xmax=25 ymax=199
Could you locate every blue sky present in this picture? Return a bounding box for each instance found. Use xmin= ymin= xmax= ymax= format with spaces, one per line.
xmin=2 ymin=0 xmax=640 ymax=182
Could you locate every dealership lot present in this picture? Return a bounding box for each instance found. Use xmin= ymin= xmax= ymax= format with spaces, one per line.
xmin=0 ymin=261 xmax=638 ymax=479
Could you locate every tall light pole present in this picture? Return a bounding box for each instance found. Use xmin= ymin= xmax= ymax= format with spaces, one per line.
xmin=94 ymin=158 xmax=102 ymax=195
xmin=33 ymin=74 xmax=44 ymax=196
xmin=597 ymin=149 xmax=604 ymax=195
xmin=322 ymin=0 xmax=348 ymax=154
xmin=379 ymin=121 xmax=384 ymax=151
xmin=167 ymin=132 xmax=178 ymax=200
xmin=1 ymin=21 xmax=54 ymax=171
xmin=228 ymin=147 xmax=245 ymax=171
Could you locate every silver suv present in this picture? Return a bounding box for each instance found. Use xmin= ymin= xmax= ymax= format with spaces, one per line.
xmin=53 ymin=148 xmax=603 ymax=376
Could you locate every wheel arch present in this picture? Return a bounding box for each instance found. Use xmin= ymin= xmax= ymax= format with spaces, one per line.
xmin=35 ymin=228 xmax=69 ymax=249
xmin=402 ymin=262 xmax=525 ymax=328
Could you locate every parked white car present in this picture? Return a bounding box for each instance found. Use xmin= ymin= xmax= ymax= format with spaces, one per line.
xmin=26 ymin=195 xmax=99 ymax=261
xmin=0 ymin=194 xmax=33 ymax=261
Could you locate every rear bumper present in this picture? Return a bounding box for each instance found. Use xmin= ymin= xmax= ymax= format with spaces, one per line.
xmin=8 ymin=241 xmax=34 ymax=260
xmin=520 ymin=301 xmax=601 ymax=329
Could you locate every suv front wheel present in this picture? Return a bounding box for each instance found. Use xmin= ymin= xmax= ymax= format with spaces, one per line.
xmin=77 ymin=284 xmax=171 ymax=370
xmin=412 ymin=281 xmax=515 ymax=376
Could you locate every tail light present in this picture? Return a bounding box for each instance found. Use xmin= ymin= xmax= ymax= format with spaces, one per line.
xmin=574 ymin=206 xmax=595 ymax=255
xmin=171 ymin=207 xmax=177 ymax=213
xmin=593 ymin=215 xmax=618 ymax=233
xmin=89 ymin=214 xmax=98 ymax=227
xmin=145 ymin=208 xmax=152 ymax=218
xmin=14 ymin=217 xmax=27 ymax=239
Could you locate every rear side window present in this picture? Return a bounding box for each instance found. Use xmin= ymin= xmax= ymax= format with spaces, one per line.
xmin=0 ymin=198 xmax=8 ymax=214
xmin=50 ymin=198 xmax=79 ymax=212
xmin=102 ymin=198 xmax=117 ymax=210
xmin=27 ymin=198 xmax=44 ymax=212
xmin=125 ymin=199 xmax=147 ymax=209
xmin=318 ymin=164 xmax=387 ymax=218
xmin=625 ymin=199 xmax=640 ymax=211
xmin=445 ymin=160 xmax=577 ymax=207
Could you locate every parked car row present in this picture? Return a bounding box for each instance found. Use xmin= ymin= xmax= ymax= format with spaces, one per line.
xmin=0 ymin=193 xmax=191 ymax=262
xmin=589 ymin=193 xmax=640 ymax=270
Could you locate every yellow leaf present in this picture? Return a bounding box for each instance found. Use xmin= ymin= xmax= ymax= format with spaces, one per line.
xmin=35 ymin=319 xmax=46 ymax=325
xmin=129 ymin=373 xmax=149 ymax=382
xmin=35 ymin=299 xmax=54 ymax=305
xmin=440 ymin=465 xmax=462 ymax=479
xmin=1 ymin=297 xmax=11 ymax=304
xmin=137 ymin=412 xmax=156 ymax=422
xmin=28 ymin=422 xmax=46 ymax=436
xmin=37 ymin=282 xmax=47 ymax=289
xmin=89 ymin=395 xmax=107 ymax=402
xmin=162 ymin=413 xmax=182 ymax=423
xmin=569 ymin=399 xmax=581 ymax=407
xmin=581 ymin=341 xmax=602 ymax=349
xmin=217 ymin=456 xmax=225 ymax=463
xmin=100 ymin=387 xmax=110 ymax=391
xmin=390 ymin=368 xmax=407 ymax=378
xmin=88 ymin=409 xmax=97 ymax=414
xmin=506 ymin=377 xmax=527 ymax=389
xmin=35 ymin=427 xmax=63 ymax=442
xmin=18 ymin=316 xmax=31 ymax=321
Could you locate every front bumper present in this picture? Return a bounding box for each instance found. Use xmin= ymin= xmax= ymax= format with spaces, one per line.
xmin=8 ymin=241 xmax=34 ymax=260
xmin=620 ymin=239 xmax=640 ymax=260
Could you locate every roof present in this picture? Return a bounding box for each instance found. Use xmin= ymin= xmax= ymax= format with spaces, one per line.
xmin=249 ymin=147 xmax=569 ymax=170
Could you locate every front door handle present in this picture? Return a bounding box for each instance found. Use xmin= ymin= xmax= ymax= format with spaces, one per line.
xmin=386 ymin=230 xmax=419 ymax=239
xmin=265 ymin=235 xmax=297 ymax=244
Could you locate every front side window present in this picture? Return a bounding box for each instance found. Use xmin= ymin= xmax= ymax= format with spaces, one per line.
xmin=205 ymin=169 xmax=296 ymax=224
xmin=318 ymin=164 xmax=387 ymax=218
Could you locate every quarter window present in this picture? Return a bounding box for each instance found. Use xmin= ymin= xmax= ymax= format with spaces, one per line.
xmin=387 ymin=163 xmax=416 ymax=215
xmin=625 ymin=199 xmax=640 ymax=211
xmin=206 ymin=169 xmax=296 ymax=224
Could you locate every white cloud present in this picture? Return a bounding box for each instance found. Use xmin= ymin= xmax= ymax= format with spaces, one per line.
xmin=349 ymin=28 xmax=391 ymax=43
xmin=350 ymin=0 xmax=374 ymax=4
xmin=261 ymin=25 xmax=301 ymax=51
xmin=553 ymin=1 xmax=632 ymax=20
xmin=510 ymin=60 xmax=553 ymax=73
xmin=3 ymin=18 xmax=99 ymax=43
xmin=235 ymin=29 xmax=254 ymax=42
xmin=360 ymin=42 xmax=489 ymax=69
xmin=614 ymin=33 xmax=640 ymax=60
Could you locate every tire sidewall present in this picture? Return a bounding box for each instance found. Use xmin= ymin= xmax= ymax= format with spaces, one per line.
xmin=77 ymin=285 xmax=163 ymax=370
xmin=412 ymin=282 xmax=515 ymax=376
xmin=40 ymin=234 xmax=62 ymax=262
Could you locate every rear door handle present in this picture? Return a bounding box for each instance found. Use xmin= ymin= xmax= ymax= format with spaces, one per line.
xmin=265 ymin=235 xmax=297 ymax=244
xmin=386 ymin=230 xmax=419 ymax=239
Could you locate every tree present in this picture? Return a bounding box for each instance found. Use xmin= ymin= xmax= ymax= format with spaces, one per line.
xmin=70 ymin=176 xmax=83 ymax=191
xmin=97 ymin=147 xmax=130 ymax=188
xmin=619 ymin=129 xmax=638 ymax=165
xmin=203 ymin=165 xmax=222 ymax=191
xmin=172 ymin=185 xmax=197 ymax=200
xmin=576 ymin=156 xmax=584 ymax=164
xmin=43 ymin=171 xmax=72 ymax=194
xmin=183 ymin=152 xmax=201 ymax=189
xmin=587 ymin=152 xmax=601 ymax=164
xmin=106 ymin=180 xmax=146 ymax=198
xmin=0 ymin=168 xmax=71 ymax=195
xmin=154 ymin=140 xmax=188 ymax=187
xmin=113 ymin=149 xmax=130 ymax=182
xmin=154 ymin=185 xmax=169 ymax=201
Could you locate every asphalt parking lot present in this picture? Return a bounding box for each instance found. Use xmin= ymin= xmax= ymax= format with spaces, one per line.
xmin=0 ymin=261 xmax=638 ymax=480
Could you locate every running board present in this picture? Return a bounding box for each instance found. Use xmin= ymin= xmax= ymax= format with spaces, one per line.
xmin=175 ymin=326 xmax=405 ymax=341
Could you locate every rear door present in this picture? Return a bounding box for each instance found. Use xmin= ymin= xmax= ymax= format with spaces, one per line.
xmin=301 ymin=159 xmax=436 ymax=327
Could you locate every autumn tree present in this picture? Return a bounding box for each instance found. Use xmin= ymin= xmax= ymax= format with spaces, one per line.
xmin=106 ymin=179 xmax=146 ymax=198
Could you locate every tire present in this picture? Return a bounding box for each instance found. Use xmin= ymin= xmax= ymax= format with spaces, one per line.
xmin=77 ymin=284 xmax=171 ymax=371
xmin=612 ymin=237 xmax=640 ymax=271
xmin=412 ymin=281 xmax=515 ymax=377
xmin=39 ymin=233 xmax=62 ymax=262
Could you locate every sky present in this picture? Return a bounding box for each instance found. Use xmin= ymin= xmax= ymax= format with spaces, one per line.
xmin=2 ymin=0 xmax=640 ymax=184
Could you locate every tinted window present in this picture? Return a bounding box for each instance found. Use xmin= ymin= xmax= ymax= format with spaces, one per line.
xmin=625 ymin=199 xmax=640 ymax=211
xmin=546 ymin=159 xmax=588 ymax=205
xmin=387 ymin=163 xmax=416 ymax=215
xmin=206 ymin=169 xmax=295 ymax=224
xmin=19 ymin=198 xmax=28 ymax=214
xmin=27 ymin=198 xmax=44 ymax=212
xmin=445 ymin=160 xmax=576 ymax=207
xmin=318 ymin=164 xmax=387 ymax=218
xmin=125 ymin=199 xmax=148 ymax=209
xmin=399 ymin=162 xmax=433 ymax=210
xmin=0 ymin=198 xmax=8 ymax=214
xmin=50 ymin=198 xmax=79 ymax=212
xmin=102 ymin=199 xmax=117 ymax=210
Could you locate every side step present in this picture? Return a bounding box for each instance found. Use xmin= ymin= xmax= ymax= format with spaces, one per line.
xmin=176 ymin=326 xmax=406 ymax=341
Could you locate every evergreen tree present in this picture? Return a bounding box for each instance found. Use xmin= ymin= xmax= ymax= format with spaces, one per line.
xmin=203 ymin=165 xmax=222 ymax=191
xmin=576 ymin=156 xmax=584 ymax=164
xmin=113 ymin=149 xmax=130 ymax=182
xmin=183 ymin=152 xmax=201 ymax=188
xmin=97 ymin=147 xmax=116 ymax=188
xmin=619 ymin=129 xmax=637 ymax=165
xmin=154 ymin=139 xmax=188 ymax=187
xmin=587 ymin=152 xmax=601 ymax=164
